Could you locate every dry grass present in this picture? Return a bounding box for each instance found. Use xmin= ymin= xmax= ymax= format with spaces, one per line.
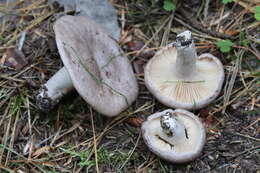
xmin=0 ymin=0 xmax=259 ymax=172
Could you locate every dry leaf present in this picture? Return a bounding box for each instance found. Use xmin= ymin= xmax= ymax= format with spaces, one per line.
xmin=133 ymin=59 xmax=146 ymax=74
xmin=64 ymin=157 xmax=72 ymax=166
xmin=199 ymin=108 xmax=209 ymax=118
xmin=119 ymin=30 xmax=132 ymax=44
xmin=1 ymin=48 xmax=27 ymax=70
xmin=199 ymin=109 xmax=213 ymax=128
xmin=138 ymin=49 xmax=155 ymax=59
xmin=126 ymin=117 xmax=144 ymax=127
xmin=32 ymin=146 xmax=51 ymax=158
xmin=23 ymin=136 xmax=36 ymax=156
xmin=127 ymin=40 xmax=144 ymax=51
xmin=204 ymin=115 xmax=214 ymax=128
xmin=225 ymin=29 xmax=239 ymax=36
xmin=42 ymin=161 xmax=57 ymax=167
xmin=127 ymin=39 xmax=155 ymax=58
xmin=22 ymin=123 xmax=29 ymax=135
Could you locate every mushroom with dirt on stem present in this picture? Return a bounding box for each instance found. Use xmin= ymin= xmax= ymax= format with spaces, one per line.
xmin=36 ymin=15 xmax=138 ymax=117
xmin=144 ymin=30 xmax=224 ymax=110
xmin=141 ymin=109 xmax=206 ymax=163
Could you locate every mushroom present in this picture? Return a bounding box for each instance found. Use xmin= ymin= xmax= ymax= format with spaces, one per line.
xmin=141 ymin=109 xmax=206 ymax=163
xmin=144 ymin=31 xmax=224 ymax=110
xmin=36 ymin=15 xmax=138 ymax=117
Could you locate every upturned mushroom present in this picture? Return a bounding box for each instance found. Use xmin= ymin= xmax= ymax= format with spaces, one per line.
xmin=141 ymin=109 xmax=206 ymax=163
xmin=145 ymin=31 xmax=224 ymax=110
xmin=36 ymin=15 xmax=138 ymax=117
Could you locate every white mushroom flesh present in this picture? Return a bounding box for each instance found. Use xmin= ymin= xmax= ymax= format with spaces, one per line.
xmin=146 ymin=47 xmax=223 ymax=106
xmin=160 ymin=112 xmax=186 ymax=144
xmin=145 ymin=111 xmax=204 ymax=154
xmin=145 ymin=31 xmax=224 ymax=109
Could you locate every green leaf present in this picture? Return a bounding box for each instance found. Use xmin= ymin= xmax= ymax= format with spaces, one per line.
xmin=255 ymin=6 xmax=260 ymax=13
xmin=216 ymin=39 xmax=233 ymax=53
xmin=163 ymin=0 xmax=176 ymax=12
xmin=222 ymin=0 xmax=233 ymax=4
xmin=239 ymin=31 xmax=249 ymax=47
xmin=254 ymin=6 xmax=260 ymax=21
xmin=0 ymin=35 xmax=4 ymax=41
xmin=242 ymin=39 xmax=249 ymax=47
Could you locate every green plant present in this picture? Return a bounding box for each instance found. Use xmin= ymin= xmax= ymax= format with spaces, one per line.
xmin=9 ymin=94 xmax=26 ymax=116
xmin=61 ymin=103 xmax=75 ymax=118
xmin=254 ymin=6 xmax=260 ymax=21
xmin=216 ymin=39 xmax=233 ymax=53
xmin=0 ymin=35 xmax=4 ymax=41
xmin=97 ymin=148 xmax=129 ymax=170
xmin=222 ymin=0 xmax=233 ymax=4
xmin=48 ymin=171 xmax=59 ymax=173
xmin=163 ymin=0 xmax=176 ymax=12
xmin=239 ymin=32 xmax=249 ymax=48
xmin=60 ymin=148 xmax=95 ymax=168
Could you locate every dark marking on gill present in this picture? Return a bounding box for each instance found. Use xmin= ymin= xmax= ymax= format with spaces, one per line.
xmin=185 ymin=128 xmax=189 ymax=139
xmin=156 ymin=134 xmax=174 ymax=150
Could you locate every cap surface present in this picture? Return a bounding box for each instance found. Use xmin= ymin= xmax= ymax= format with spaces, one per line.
xmin=144 ymin=45 xmax=224 ymax=110
xmin=53 ymin=15 xmax=138 ymax=116
xmin=141 ymin=109 xmax=206 ymax=163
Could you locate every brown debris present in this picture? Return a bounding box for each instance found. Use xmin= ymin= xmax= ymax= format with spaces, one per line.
xmin=133 ymin=59 xmax=146 ymax=75
xmin=199 ymin=109 xmax=214 ymax=128
xmin=0 ymin=48 xmax=27 ymax=70
xmin=125 ymin=117 xmax=144 ymax=127
xmin=127 ymin=40 xmax=145 ymax=52
xmin=32 ymin=146 xmax=51 ymax=158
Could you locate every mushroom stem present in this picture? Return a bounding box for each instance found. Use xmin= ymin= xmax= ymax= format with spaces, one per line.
xmin=160 ymin=112 xmax=186 ymax=143
xmin=175 ymin=31 xmax=197 ymax=79
xmin=36 ymin=67 xmax=74 ymax=111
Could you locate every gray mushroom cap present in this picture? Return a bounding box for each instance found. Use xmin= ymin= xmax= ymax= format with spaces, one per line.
xmin=141 ymin=109 xmax=206 ymax=163
xmin=53 ymin=15 xmax=138 ymax=116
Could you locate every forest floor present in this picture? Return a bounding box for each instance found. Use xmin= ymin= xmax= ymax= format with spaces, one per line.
xmin=0 ymin=0 xmax=259 ymax=172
